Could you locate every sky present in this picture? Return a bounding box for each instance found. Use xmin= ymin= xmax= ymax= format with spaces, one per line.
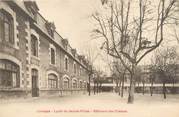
xmin=36 ymin=0 xmax=100 ymax=53
xmin=35 ymin=0 xmax=110 ymax=74
xmin=34 ymin=0 xmax=179 ymax=74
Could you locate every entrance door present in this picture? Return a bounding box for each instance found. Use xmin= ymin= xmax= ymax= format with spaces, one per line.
xmin=32 ymin=69 xmax=39 ymax=97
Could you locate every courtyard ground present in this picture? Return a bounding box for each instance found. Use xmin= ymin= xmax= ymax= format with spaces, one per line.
xmin=0 ymin=92 xmax=179 ymax=117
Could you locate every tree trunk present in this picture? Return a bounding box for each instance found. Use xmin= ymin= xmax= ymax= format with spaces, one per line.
xmin=142 ymin=81 xmax=145 ymax=95
xmin=172 ymin=77 xmax=175 ymax=94
xmin=128 ymin=79 xmax=135 ymax=103
xmin=163 ymin=82 xmax=166 ymax=99
xmin=121 ymin=75 xmax=125 ymax=98
xmin=116 ymin=82 xmax=119 ymax=93
xmin=128 ymin=64 xmax=136 ymax=104
xmin=137 ymin=81 xmax=139 ymax=93
xmin=99 ymin=83 xmax=102 ymax=93
xmin=97 ymin=82 xmax=99 ymax=94
xmin=150 ymin=78 xmax=153 ymax=96
xmin=94 ymin=82 xmax=96 ymax=95
xmin=118 ymin=80 xmax=121 ymax=95
xmin=88 ymin=74 xmax=91 ymax=96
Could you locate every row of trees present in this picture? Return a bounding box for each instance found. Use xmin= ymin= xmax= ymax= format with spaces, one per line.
xmin=106 ymin=46 xmax=178 ymax=100
xmin=150 ymin=46 xmax=178 ymax=98
xmin=92 ymin=0 xmax=179 ymax=103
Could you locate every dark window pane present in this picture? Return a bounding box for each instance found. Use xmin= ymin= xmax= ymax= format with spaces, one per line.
xmin=0 ymin=12 xmax=3 ymax=20
xmin=4 ymin=22 xmax=10 ymax=42
xmin=0 ymin=18 xmax=3 ymax=42
xmin=31 ymin=35 xmax=38 ymax=56
xmin=51 ymin=48 xmax=55 ymax=64
xmin=65 ymin=58 xmax=68 ymax=70
xmin=32 ymin=69 xmax=38 ymax=76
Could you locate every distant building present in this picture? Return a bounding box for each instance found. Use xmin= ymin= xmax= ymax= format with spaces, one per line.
xmin=108 ymin=64 xmax=179 ymax=94
xmin=0 ymin=1 xmax=89 ymax=98
xmin=101 ymin=76 xmax=114 ymax=92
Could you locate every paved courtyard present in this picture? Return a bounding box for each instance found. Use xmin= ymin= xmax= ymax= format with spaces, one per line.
xmin=0 ymin=92 xmax=179 ymax=117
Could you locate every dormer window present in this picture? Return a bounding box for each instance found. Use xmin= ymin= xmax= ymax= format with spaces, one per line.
xmin=24 ymin=1 xmax=39 ymax=21
xmin=62 ymin=39 xmax=68 ymax=50
xmin=71 ymin=49 xmax=76 ymax=57
xmin=45 ymin=21 xmax=55 ymax=38
xmin=0 ymin=10 xmax=14 ymax=44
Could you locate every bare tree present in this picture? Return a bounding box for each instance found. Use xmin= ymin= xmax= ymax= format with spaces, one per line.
xmin=152 ymin=46 xmax=178 ymax=99
xmin=135 ymin=66 xmax=142 ymax=93
xmin=100 ymin=54 xmax=127 ymax=97
xmin=112 ymin=60 xmax=127 ymax=97
xmin=83 ymin=43 xmax=101 ymax=96
xmin=92 ymin=0 xmax=177 ymax=103
xmin=149 ymin=61 xmax=156 ymax=96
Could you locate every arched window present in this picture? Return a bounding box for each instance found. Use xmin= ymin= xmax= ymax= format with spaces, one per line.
xmin=72 ymin=79 xmax=77 ymax=89
xmin=0 ymin=10 xmax=14 ymax=44
xmin=31 ymin=35 xmax=38 ymax=57
xmin=63 ymin=77 xmax=69 ymax=89
xmin=0 ymin=59 xmax=20 ymax=88
xmin=50 ymin=48 xmax=55 ymax=65
xmin=48 ymin=73 xmax=58 ymax=88
xmin=79 ymin=81 xmax=83 ymax=88
xmin=84 ymin=82 xmax=87 ymax=88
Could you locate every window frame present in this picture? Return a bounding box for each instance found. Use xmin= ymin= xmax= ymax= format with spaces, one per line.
xmin=0 ymin=9 xmax=14 ymax=44
xmin=50 ymin=48 xmax=55 ymax=65
xmin=64 ymin=56 xmax=69 ymax=71
xmin=0 ymin=59 xmax=20 ymax=88
xmin=72 ymin=79 xmax=77 ymax=89
xmin=31 ymin=35 xmax=38 ymax=57
xmin=73 ymin=62 xmax=77 ymax=74
xmin=48 ymin=73 xmax=58 ymax=89
xmin=63 ymin=77 xmax=69 ymax=89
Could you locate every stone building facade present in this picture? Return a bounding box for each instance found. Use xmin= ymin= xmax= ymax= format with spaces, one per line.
xmin=0 ymin=1 xmax=89 ymax=98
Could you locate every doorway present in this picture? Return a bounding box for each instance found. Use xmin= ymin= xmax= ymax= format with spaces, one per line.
xmin=31 ymin=69 xmax=39 ymax=97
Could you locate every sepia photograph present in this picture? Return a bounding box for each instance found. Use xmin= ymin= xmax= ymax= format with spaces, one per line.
xmin=0 ymin=0 xmax=179 ymax=117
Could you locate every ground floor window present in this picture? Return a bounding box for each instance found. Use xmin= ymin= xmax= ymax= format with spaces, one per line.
xmin=73 ymin=79 xmax=77 ymax=89
xmin=79 ymin=81 xmax=83 ymax=88
xmin=63 ymin=78 xmax=69 ymax=89
xmin=84 ymin=82 xmax=87 ymax=88
xmin=0 ymin=59 xmax=20 ymax=88
xmin=48 ymin=74 xmax=58 ymax=88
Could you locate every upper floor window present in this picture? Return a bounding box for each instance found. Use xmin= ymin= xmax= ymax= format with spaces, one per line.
xmin=65 ymin=57 xmax=68 ymax=71
xmin=79 ymin=66 xmax=82 ymax=75
xmin=50 ymin=48 xmax=55 ymax=65
xmin=0 ymin=10 xmax=14 ymax=44
xmin=73 ymin=63 xmax=77 ymax=74
xmin=31 ymin=35 xmax=38 ymax=57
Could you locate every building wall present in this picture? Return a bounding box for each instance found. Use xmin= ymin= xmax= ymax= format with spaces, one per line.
xmin=0 ymin=1 xmax=88 ymax=98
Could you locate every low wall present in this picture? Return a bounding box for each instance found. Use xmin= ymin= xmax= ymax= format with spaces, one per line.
xmin=0 ymin=89 xmax=31 ymax=99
